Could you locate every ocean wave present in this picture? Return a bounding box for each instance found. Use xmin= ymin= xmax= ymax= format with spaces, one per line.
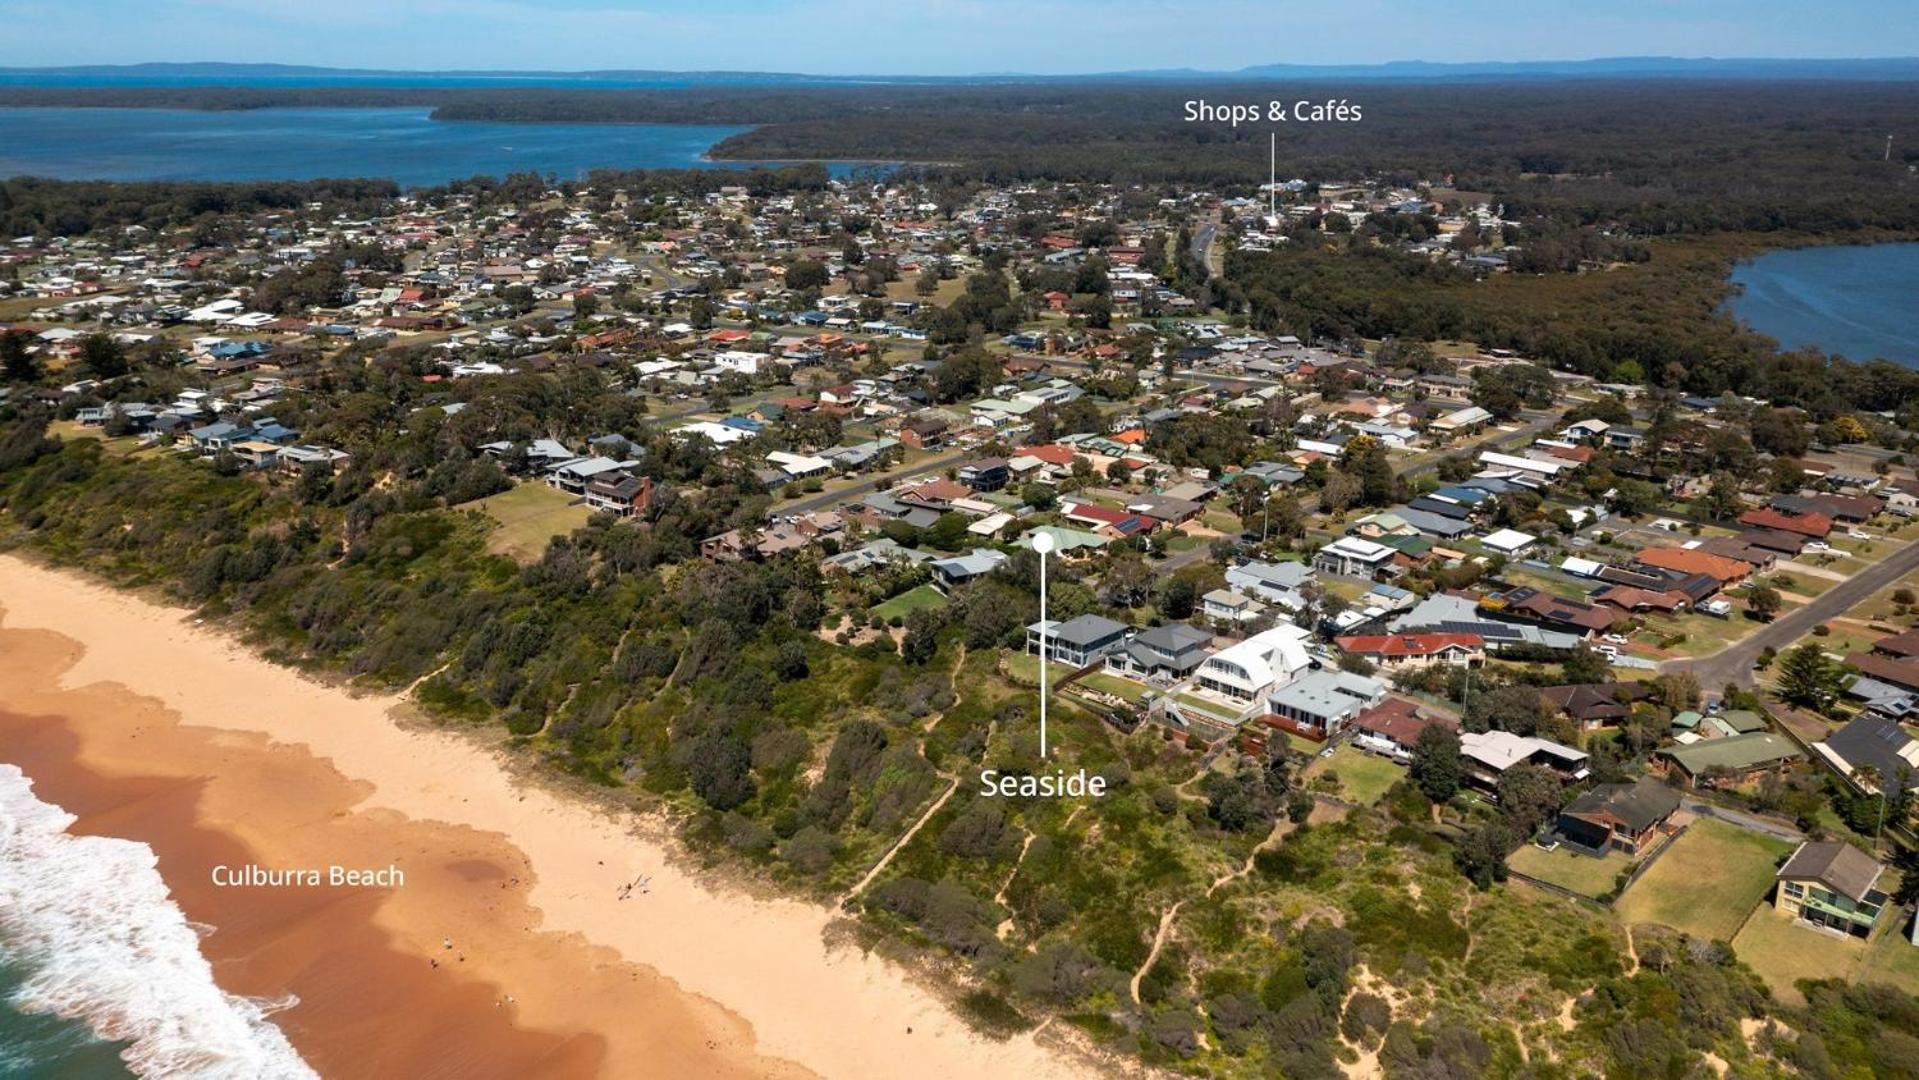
xmin=0 ymin=764 xmax=317 ymax=1079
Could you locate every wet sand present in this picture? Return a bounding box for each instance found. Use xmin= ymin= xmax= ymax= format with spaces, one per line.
xmin=0 ymin=555 xmax=1088 ymax=1079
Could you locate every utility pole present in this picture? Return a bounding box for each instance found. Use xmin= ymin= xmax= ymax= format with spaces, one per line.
xmin=1888 ymin=135 xmax=1896 ymax=163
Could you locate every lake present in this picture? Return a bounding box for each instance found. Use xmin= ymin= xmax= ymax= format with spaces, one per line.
xmin=1726 ymin=242 xmax=1919 ymax=367
xmin=0 ymin=106 xmax=858 ymax=188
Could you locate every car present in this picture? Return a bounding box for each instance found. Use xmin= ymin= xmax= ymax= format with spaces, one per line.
xmin=1805 ymin=540 xmax=1831 ymax=551
xmin=1602 ymin=633 xmax=1629 ymax=645
xmin=1597 ymin=643 xmax=1620 ymax=657
xmin=1848 ymin=530 xmax=1874 ymax=541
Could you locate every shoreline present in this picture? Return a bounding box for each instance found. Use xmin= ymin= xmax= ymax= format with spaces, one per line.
xmin=0 ymin=554 xmax=1089 ymax=1079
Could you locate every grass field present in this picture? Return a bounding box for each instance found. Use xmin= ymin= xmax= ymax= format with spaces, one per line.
xmin=1857 ymin=920 xmax=1919 ymax=998
xmin=1003 ymin=652 xmax=1149 ymax=704
xmin=465 ymin=482 xmax=592 ymax=564
xmin=1305 ymin=746 xmax=1404 ymax=806
xmin=1731 ymin=910 xmax=1864 ymax=1006
xmin=871 ymin=584 xmax=948 ymax=622
xmin=1613 ymin=819 xmax=1795 ymax=942
xmin=1507 ymin=843 xmax=1634 ymax=899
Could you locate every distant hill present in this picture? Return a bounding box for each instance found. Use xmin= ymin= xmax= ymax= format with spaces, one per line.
xmin=2 ymin=56 xmax=1917 ymax=85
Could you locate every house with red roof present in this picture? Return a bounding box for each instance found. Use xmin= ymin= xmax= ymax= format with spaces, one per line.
xmin=1350 ymin=699 xmax=1460 ymax=762
xmin=1335 ymin=632 xmax=1485 ymax=670
xmin=1738 ymin=506 xmax=1833 ymax=538
xmin=1060 ymin=500 xmax=1155 ymax=538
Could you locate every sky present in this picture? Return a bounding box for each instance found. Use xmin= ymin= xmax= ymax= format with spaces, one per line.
xmin=0 ymin=0 xmax=1914 ymax=76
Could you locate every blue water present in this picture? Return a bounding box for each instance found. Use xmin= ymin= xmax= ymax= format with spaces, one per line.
xmin=0 ymin=953 xmax=135 ymax=1079
xmin=1727 ymin=242 xmax=1919 ymax=367
xmin=0 ymin=106 xmax=856 ymax=188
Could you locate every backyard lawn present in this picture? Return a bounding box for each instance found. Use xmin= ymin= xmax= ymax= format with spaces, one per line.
xmin=1734 ymin=909 xmax=1919 ymax=1006
xmin=871 ymin=584 xmax=948 ymax=622
xmin=1508 ymin=842 xmax=1634 ymax=899
xmin=1613 ymin=819 xmax=1794 ymax=942
xmin=1304 ymin=746 xmax=1404 ymax=806
xmin=465 ymin=482 xmax=592 ymax=564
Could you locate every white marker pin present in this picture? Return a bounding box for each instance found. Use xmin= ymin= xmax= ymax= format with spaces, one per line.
xmin=1031 ymin=530 xmax=1056 ymax=758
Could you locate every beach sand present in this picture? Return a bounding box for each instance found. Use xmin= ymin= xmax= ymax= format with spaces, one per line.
xmin=0 ymin=555 xmax=1090 ymax=1079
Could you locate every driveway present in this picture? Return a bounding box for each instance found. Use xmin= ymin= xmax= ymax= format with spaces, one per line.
xmin=1662 ymin=535 xmax=1919 ymax=690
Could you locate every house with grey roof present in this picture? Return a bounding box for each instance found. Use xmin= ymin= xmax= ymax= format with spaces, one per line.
xmin=1107 ymin=622 xmax=1213 ymax=682
xmin=1774 ymin=841 xmax=1890 ymax=939
xmin=1264 ymin=669 xmax=1386 ymax=737
xmin=1225 ymin=559 xmax=1314 ymax=611
xmin=1027 ymin=614 xmax=1132 ymax=667
xmin=929 ymin=548 xmax=1008 ymax=591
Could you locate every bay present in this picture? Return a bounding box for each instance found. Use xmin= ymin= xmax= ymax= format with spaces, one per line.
xmin=0 ymin=106 xmax=855 ymax=188
xmin=1726 ymin=242 xmax=1919 ymax=367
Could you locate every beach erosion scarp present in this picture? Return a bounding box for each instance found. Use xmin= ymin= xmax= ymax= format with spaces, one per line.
xmin=0 ymin=554 xmax=1089 ymax=1080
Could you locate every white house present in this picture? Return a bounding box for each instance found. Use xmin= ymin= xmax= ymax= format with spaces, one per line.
xmin=1194 ymin=623 xmax=1314 ymax=703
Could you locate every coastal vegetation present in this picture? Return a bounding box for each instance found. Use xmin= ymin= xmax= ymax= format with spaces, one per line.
xmin=3 ymin=415 xmax=1916 ymax=1077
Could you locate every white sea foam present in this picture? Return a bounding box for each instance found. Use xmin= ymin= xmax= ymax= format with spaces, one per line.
xmin=0 ymin=764 xmax=317 ymax=1078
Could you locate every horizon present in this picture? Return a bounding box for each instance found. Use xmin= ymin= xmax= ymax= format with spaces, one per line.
xmin=0 ymin=0 xmax=1915 ymax=78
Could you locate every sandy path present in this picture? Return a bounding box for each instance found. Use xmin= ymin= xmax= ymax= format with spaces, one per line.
xmin=0 ymin=555 xmax=1087 ymax=1080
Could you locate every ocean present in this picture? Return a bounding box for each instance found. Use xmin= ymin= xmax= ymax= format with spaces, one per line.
xmin=0 ymin=763 xmax=314 ymax=1079
xmin=0 ymin=106 xmax=860 ymax=188
xmin=1726 ymin=242 xmax=1919 ymax=368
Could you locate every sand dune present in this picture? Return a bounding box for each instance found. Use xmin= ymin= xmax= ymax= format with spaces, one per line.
xmin=0 ymin=554 xmax=1089 ymax=1079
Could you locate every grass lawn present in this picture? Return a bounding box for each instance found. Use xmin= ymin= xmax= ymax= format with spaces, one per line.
xmin=1507 ymin=843 xmax=1634 ymax=899
xmin=871 ymin=584 xmax=948 ymax=622
xmin=464 ymin=482 xmax=592 ymax=564
xmin=1305 ymin=746 xmax=1404 ymax=806
xmin=1731 ymin=910 xmax=1865 ymax=1006
xmin=1857 ymin=922 xmax=1919 ymax=998
xmin=1614 ymin=819 xmax=1795 ymax=942
xmin=1002 ymin=652 xmax=1149 ymax=704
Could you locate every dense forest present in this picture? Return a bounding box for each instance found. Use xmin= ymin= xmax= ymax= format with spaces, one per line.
xmin=1223 ymin=235 xmax=1919 ymax=416
xmin=5 ymin=80 xmax=1918 ymax=233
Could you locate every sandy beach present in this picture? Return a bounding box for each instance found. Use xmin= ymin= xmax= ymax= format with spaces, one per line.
xmin=0 ymin=554 xmax=1089 ymax=1079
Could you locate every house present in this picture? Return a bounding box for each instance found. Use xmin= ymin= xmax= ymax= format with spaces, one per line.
xmin=929 ymin=548 xmax=1008 ymax=591
xmin=1262 ymin=669 xmax=1386 ymax=737
xmin=1815 ymin=716 xmax=1919 ymax=794
xmin=957 ymin=458 xmax=1011 ymax=492
xmin=1313 ymin=536 xmax=1398 ymax=578
xmin=1201 ymin=588 xmax=1267 ymax=626
xmin=1027 ymin=614 xmax=1132 ymax=667
xmin=1634 ymin=546 xmax=1751 ymax=585
xmin=1459 ymin=730 xmax=1590 ymax=785
xmin=1738 ymin=506 xmax=1834 ymax=539
xmin=1334 ymin=632 xmax=1484 ymax=670
xmin=1492 ymin=586 xmax=1619 ymax=635
xmin=1773 ymin=841 xmax=1890 ymax=939
xmin=1773 ymin=492 xmax=1883 ymax=523
xmin=1554 ymin=777 xmax=1682 ymax=855
xmin=899 ymin=417 xmax=949 ymax=450
xmin=1108 ymin=623 xmax=1214 ymax=681
xmin=1656 ymin=731 xmax=1805 ymax=788
xmin=1540 ymin=682 xmax=1653 ymax=731
xmin=1480 ymin=529 xmax=1539 ymax=558
xmin=583 ymin=472 xmax=655 ymax=519
xmin=1194 ymin=624 xmax=1314 ymax=704
xmin=1225 ymin=559 xmax=1313 ymax=611
xmin=1350 ymin=699 xmax=1459 ymax=762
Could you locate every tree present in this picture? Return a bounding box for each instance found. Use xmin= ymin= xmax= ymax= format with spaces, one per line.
xmin=901 ymin=609 xmax=940 ymax=665
xmin=1410 ymin=724 xmax=1463 ymax=803
xmin=1463 ymin=684 xmax=1548 ymax=735
xmin=1454 ymin=820 xmax=1511 ymax=889
xmin=79 ymin=333 xmax=128 ymax=379
xmin=0 ymin=331 xmax=37 ymax=383
xmin=785 ymin=259 xmax=829 ymax=292
xmin=1747 ymin=582 xmax=1783 ymax=621
xmin=1696 ymin=472 xmax=1745 ymax=521
xmin=1774 ymin=642 xmax=1843 ymax=709
xmin=1495 ymin=764 xmax=1566 ymax=837
xmin=1561 ymin=644 xmax=1613 ymax=685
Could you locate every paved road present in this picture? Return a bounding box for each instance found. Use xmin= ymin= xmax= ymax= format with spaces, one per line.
xmin=1190 ymin=223 xmax=1218 ymax=278
xmin=1662 ymin=534 xmax=1919 ymax=690
xmin=1679 ymin=796 xmax=1805 ymax=843
xmin=768 ymin=448 xmax=972 ymax=518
